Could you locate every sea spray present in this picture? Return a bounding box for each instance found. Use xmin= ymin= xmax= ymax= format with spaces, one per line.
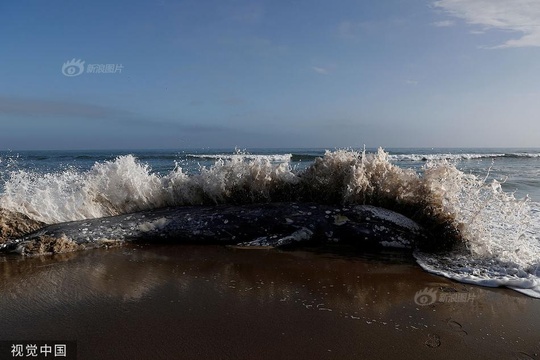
xmin=411 ymin=161 xmax=540 ymax=297
xmin=1 ymin=148 xmax=540 ymax=296
xmin=0 ymin=149 xmax=529 ymax=245
xmin=0 ymin=209 xmax=44 ymax=244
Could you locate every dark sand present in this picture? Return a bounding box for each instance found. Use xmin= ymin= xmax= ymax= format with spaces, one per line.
xmin=0 ymin=245 xmax=539 ymax=360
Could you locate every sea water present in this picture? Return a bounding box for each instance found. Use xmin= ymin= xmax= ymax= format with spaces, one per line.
xmin=1 ymin=147 xmax=539 ymax=297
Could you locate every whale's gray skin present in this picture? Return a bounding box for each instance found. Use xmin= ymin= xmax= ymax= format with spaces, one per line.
xmin=1 ymin=203 xmax=427 ymax=255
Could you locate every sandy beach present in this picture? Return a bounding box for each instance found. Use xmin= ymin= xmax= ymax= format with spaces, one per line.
xmin=0 ymin=245 xmax=538 ymax=360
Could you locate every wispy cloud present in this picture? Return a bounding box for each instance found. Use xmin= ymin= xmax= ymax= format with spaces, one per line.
xmin=337 ymin=21 xmax=361 ymax=39
xmin=222 ymin=97 xmax=245 ymax=105
xmin=218 ymin=36 xmax=287 ymax=58
xmin=0 ymin=96 xmax=229 ymax=133
xmin=312 ymin=66 xmax=329 ymax=75
xmin=433 ymin=0 xmax=540 ymax=48
xmin=0 ymin=97 xmax=128 ymax=118
xmin=230 ymin=2 xmax=264 ymax=23
xmin=336 ymin=20 xmax=375 ymax=39
xmin=405 ymin=79 xmax=419 ymax=85
xmin=432 ymin=20 xmax=454 ymax=27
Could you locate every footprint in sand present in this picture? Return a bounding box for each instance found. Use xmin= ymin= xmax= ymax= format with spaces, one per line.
xmin=447 ymin=319 xmax=468 ymax=336
xmin=425 ymin=334 xmax=441 ymax=348
xmin=516 ymin=351 xmax=535 ymax=360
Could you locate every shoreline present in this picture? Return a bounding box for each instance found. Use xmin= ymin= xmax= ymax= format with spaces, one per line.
xmin=1 ymin=245 xmax=539 ymax=359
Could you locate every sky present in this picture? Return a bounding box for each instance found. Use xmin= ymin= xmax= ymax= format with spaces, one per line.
xmin=1 ymin=0 xmax=540 ymax=150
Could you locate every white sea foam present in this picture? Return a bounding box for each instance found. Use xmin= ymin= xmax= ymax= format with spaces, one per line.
xmin=188 ymin=153 xmax=292 ymax=162
xmin=1 ymin=149 xmax=539 ymax=297
xmin=0 ymin=154 xmax=297 ymax=223
xmin=511 ymin=152 xmax=540 ymax=158
xmin=388 ymin=152 xmax=540 ymax=161
xmin=415 ymin=200 xmax=540 ymax=298
xmin=388 ymin=153 xmax=506 ymax=161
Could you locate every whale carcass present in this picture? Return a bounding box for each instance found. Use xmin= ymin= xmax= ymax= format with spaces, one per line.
xmin=0 ymin=203 xmax=446 ymax=256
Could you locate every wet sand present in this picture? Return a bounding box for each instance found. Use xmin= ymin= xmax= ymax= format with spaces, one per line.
xmin=0 ymin=245 xmax=539 ymax=360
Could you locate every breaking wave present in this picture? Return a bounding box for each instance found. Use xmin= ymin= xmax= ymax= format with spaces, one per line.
xmin=1 ymin=148 xmax=539 ymax=297
xmin=188 ymin=152 xmax=540 ymax=163
xmin=187 ymin=153 xmax=293 ymax=162
xmin=388 ymin=152 xmax=540 ymax=161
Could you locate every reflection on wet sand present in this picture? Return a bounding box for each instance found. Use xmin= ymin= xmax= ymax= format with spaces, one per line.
xmin=1 ymin=245 xmax=539 ymax=360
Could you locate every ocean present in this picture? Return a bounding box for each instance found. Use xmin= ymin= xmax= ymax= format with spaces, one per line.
xmin=1 ymin=147 xmax=540 ymax=298
xmin=2 ymin=147 xmax=540 ymax=199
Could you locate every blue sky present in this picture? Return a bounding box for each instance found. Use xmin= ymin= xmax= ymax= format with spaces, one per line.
xmin=1 ymin=0 xmax=540 ymax=149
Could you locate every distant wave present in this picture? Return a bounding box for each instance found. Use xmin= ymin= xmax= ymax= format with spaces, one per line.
xmin=388 ymin=153 xmax=540 ymax=161
xmin=290 ymin=154 xmax=319 ymax=162
xmin=24 ymin=155 xmax=50 ymax=161
xmin=188 ymin=152 xmax=540 ymax=163
xmin=506 ymin=153 xmax=540 ymax=158
xmin=187 ymin=154 xmax=293 ymax=162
